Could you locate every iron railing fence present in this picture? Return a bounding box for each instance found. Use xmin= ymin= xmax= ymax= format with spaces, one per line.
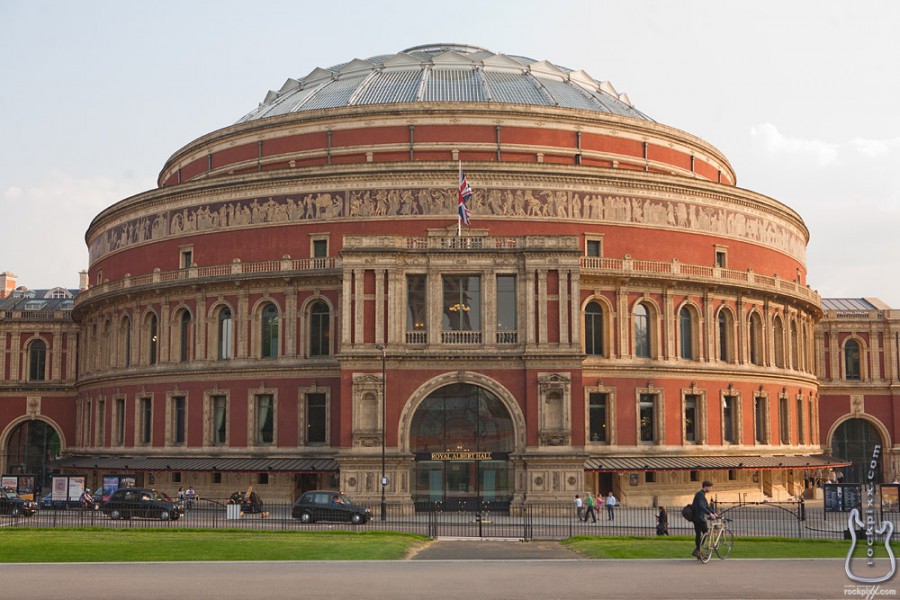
xmin=5 ymin=500 xmax=897 ymax=540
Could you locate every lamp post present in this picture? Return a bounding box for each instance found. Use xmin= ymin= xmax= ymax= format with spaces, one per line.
xmin=375 ymin=343 xmax=387 ymax=521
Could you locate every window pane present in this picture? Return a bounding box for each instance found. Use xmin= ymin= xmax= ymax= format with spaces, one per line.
xmin=585 ymin=302 xmax=603 ymax=356
xmin=261 ymin=304 xmax=279 ymax=358
xmin=174 ymin=397 xmax=185 ymax=444
xmin=407 ymin=275 xmax=427 ymax=332
xmin=257 ymin=395 xmax=274 ymax=444
xmin=755 ymin=399 xmax=766 ymax=444
xmin=309 ymin=301 xmax=330 ymax=356
xmin=589 ymin=393 xmax=607 ymax=442
xmin=496 ymin=275 xmax=516 ymax=331
xmin=634 ymin=304 xmax=649 ymax=358
xmin=723 ymin=396 xmax=735 ymax=443
xmin=213 ymin=396 xmax=227 ymax=446
xmin=442 ymin=275 xmax=481 ymax=331
xmin=29 ymin=340 xmax=46 ymax=381
xmin=313 ymin=239 xmax=328 ymax=258
xmin=684 ymin=396 xmax=697 ymax=442
xmin=141 ymin=398 xmax=152 ymax=444
xmin=307 ymin=393 xmax=327 ymax=444
xmin=680 ymin=307 xmax=693 ymax=360
xmin=639 ymin=394 xmax=655 ymax=442
xmin=180 ymin=312 xmax=191 ymax=362
xmin=845 ymin=341 xmax=861 ymax=380
xmin=718 ymin=312 xmax=729 ymax=362
xmin=149 ymin=315 xmax=158 ymax=365
xmin=218 ymin=307 xmax=233 ymax=360
xmin=586 ymin=240 xmax=601 ymax=257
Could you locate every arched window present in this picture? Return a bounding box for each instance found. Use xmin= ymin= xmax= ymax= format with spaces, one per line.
xmin=831 ymin=418 xmax=883 ymax=483
xmin=148 ymin=314 xmax=158 ymax=365
xmin=217 ymin=307 xmax=233 ymax=360
xmin=28 ymin=339 xmax=46 ymax=381
xmin=584 ymin=301 xmax=604 ymax=356
xmin=773 ymin=317 xmax=785 ymax=368
xmin=634 ymin=303 xmax=650 ymax=358
xmin=717 ymin=309 xmax=734 ymax=362
xmin=309 ymin=301 xmax=330 ymax=357
xmin=844 ymin=339 xmax=861 ymax=380
xmin=261 ymin=303 xmax=279 ymax=359
xmin=122 ymin=317 xmax=132 ymax=367
xmin=179 ymin=310 xmax=192 ymax=362
xmin=790 ymin=321 xmax=799 ymax=370
xmin=679 ymin=306 xmax=695 ymax=360
xmin=749 ymin=312 xmax=763 ymax=366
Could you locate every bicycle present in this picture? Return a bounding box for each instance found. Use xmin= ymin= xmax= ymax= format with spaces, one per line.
xmin=698 ymin=516 xmax=734 ymax=563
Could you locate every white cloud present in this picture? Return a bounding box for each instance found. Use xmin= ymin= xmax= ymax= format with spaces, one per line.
xmin=749 ymin=123 xmax=840 ymax=167
xmin=850 ymin=136 xmax=900 ymax=159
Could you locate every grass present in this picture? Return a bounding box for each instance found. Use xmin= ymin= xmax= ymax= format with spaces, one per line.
xmin=0 ymin=529 xmax=857 ymax=563
xmin=563 ymin=535 xmax=851 ymax=559
xmin=0 ymin=528 xmax=429 ymax=563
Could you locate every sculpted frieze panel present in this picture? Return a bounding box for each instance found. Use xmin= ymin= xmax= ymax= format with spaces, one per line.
xmin=90 ymin=186 xmax=806 ymax=263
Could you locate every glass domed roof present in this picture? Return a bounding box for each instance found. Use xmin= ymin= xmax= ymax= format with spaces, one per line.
xmin=237 ymin=44 xmax=652 ymax=123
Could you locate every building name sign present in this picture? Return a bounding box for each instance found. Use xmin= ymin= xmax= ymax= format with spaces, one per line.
xmin=430 ymin=451 xmax=494 ymax=461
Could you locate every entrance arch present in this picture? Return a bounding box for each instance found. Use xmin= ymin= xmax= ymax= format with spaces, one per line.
xmin=401 ymin=374 xmax=523 ymax=510
xmin=3 ymin=419 xmax=62 ymax=494
xmin=829 ymin=417 xmax=886 ymax=483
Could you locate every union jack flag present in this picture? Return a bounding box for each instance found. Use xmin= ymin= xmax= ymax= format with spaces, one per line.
xmin=458 ymin=169 xmax=473 ymax=226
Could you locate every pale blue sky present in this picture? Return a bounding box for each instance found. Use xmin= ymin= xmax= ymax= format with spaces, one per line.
xmin=2 ymin=0 xmax=898 ymax=306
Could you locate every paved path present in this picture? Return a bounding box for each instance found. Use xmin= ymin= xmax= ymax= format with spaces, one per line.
xmin=410 ymin=538 xmax=582 ymax=560
xmin=4 ymin=555 xmax=884 ymax=600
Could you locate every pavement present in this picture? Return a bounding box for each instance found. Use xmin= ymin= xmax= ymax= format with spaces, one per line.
xmin=410 ymin=538 xmax=582 ymax=560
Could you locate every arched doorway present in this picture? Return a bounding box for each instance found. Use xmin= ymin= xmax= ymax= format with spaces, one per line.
xmin=410 ymin=383 xmax=514 ymax=510
xmin=831 ymin=418 xmax=884 ymax=483
xmin=5 ymin=420 xmax=61 ymax=494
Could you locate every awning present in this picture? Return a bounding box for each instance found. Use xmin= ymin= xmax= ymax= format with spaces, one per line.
xmin=51 ymin=456 xmax=339 ymax=473
xmin=584 ymin=454 xmax=851 ymax=472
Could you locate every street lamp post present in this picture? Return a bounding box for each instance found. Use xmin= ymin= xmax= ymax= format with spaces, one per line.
xmin=375 ymin=344 xmax=387 ymax=521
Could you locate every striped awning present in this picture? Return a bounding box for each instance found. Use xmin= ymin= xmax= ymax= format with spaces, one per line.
xmin=51 ymin=456 xmax=339 ymax=473
xmin=584 ymin=454 xmax=851 ymax=472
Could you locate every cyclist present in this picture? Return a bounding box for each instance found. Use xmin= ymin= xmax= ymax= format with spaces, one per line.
xmin=691 ymin=480 xmax=718 ymax=559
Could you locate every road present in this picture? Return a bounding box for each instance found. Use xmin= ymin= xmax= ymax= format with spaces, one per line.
xmin=2 ymin=558 xmax=888 ymax=600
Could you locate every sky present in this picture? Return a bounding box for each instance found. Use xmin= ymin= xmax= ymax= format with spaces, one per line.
xmin=2 ymin=0 xmax=898 ymax=306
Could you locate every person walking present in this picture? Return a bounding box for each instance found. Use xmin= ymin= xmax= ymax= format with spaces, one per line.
xmin=691 ymin=480 xmax=718 ymax=559
xmin=656 ymin=506 xmax=669 ymax=535
xmin=584 ymin=492 xmax=597 ymax=523
xmin=574 ymin=494 xmax=584 ymax=521
xmin=605 ymin=491 xmax=617 ymax=520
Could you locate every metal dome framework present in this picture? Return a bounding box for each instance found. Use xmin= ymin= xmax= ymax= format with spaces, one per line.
xmin=237 ymin=44 xmax=652 ymax=123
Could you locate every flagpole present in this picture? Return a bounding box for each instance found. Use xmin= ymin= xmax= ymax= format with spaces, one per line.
xmin=457 ymin=161 xmax=462 ymax=237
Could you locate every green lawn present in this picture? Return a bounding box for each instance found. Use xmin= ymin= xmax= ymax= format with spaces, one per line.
xmin=0 ymin=529 xmax=429 ymax=563
xmin=0 ymin=529 xmax=856 ymax=562
xmin=563 ymin=535 xmax=850 ymax=559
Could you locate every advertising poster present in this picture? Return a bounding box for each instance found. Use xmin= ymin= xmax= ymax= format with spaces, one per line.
xmin=18 ymin=475 xmax=35 ymax=500
xmin=68 ymin=476 xmax=86 ymax=501
xmin=100 ymin=476 xmax=120 ymax=501
xmin=52 ymin=477 xmax=68 ymax=501
xmin=1 ymin=476 xmax=17 ymax=493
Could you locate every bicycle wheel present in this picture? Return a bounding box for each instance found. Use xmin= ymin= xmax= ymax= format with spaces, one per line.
xmin=698 ymin=531 xmax=713 ymax=563
xmin=715 ymin=529 xmax=734 ymax=559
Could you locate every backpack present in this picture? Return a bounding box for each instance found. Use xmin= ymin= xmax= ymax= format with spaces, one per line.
xmin=681 ymin=504 xmax=694 ymax=522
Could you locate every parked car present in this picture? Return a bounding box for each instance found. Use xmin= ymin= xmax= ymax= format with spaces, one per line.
xmin=40 ymin=493 xmax=81 ymax=510
xmin=228 ymin=490 xmax=264 ymax=514
xmin=0 ymin=490 xmax=38 ymax=517
xmin=102 ymin=488 xmax=181 ymax=521
xmin=292 ymin=491 xmax=371 ymax=524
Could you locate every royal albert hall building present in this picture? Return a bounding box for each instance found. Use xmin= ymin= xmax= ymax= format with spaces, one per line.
xmin=41 ymin=43 xmax=849 ymax=507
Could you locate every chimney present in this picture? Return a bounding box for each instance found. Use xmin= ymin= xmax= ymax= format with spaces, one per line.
xmin=79 ymin=270 xmax=89 ymax=291
xmin=0 ymin=272 xmax=17 ymax=299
